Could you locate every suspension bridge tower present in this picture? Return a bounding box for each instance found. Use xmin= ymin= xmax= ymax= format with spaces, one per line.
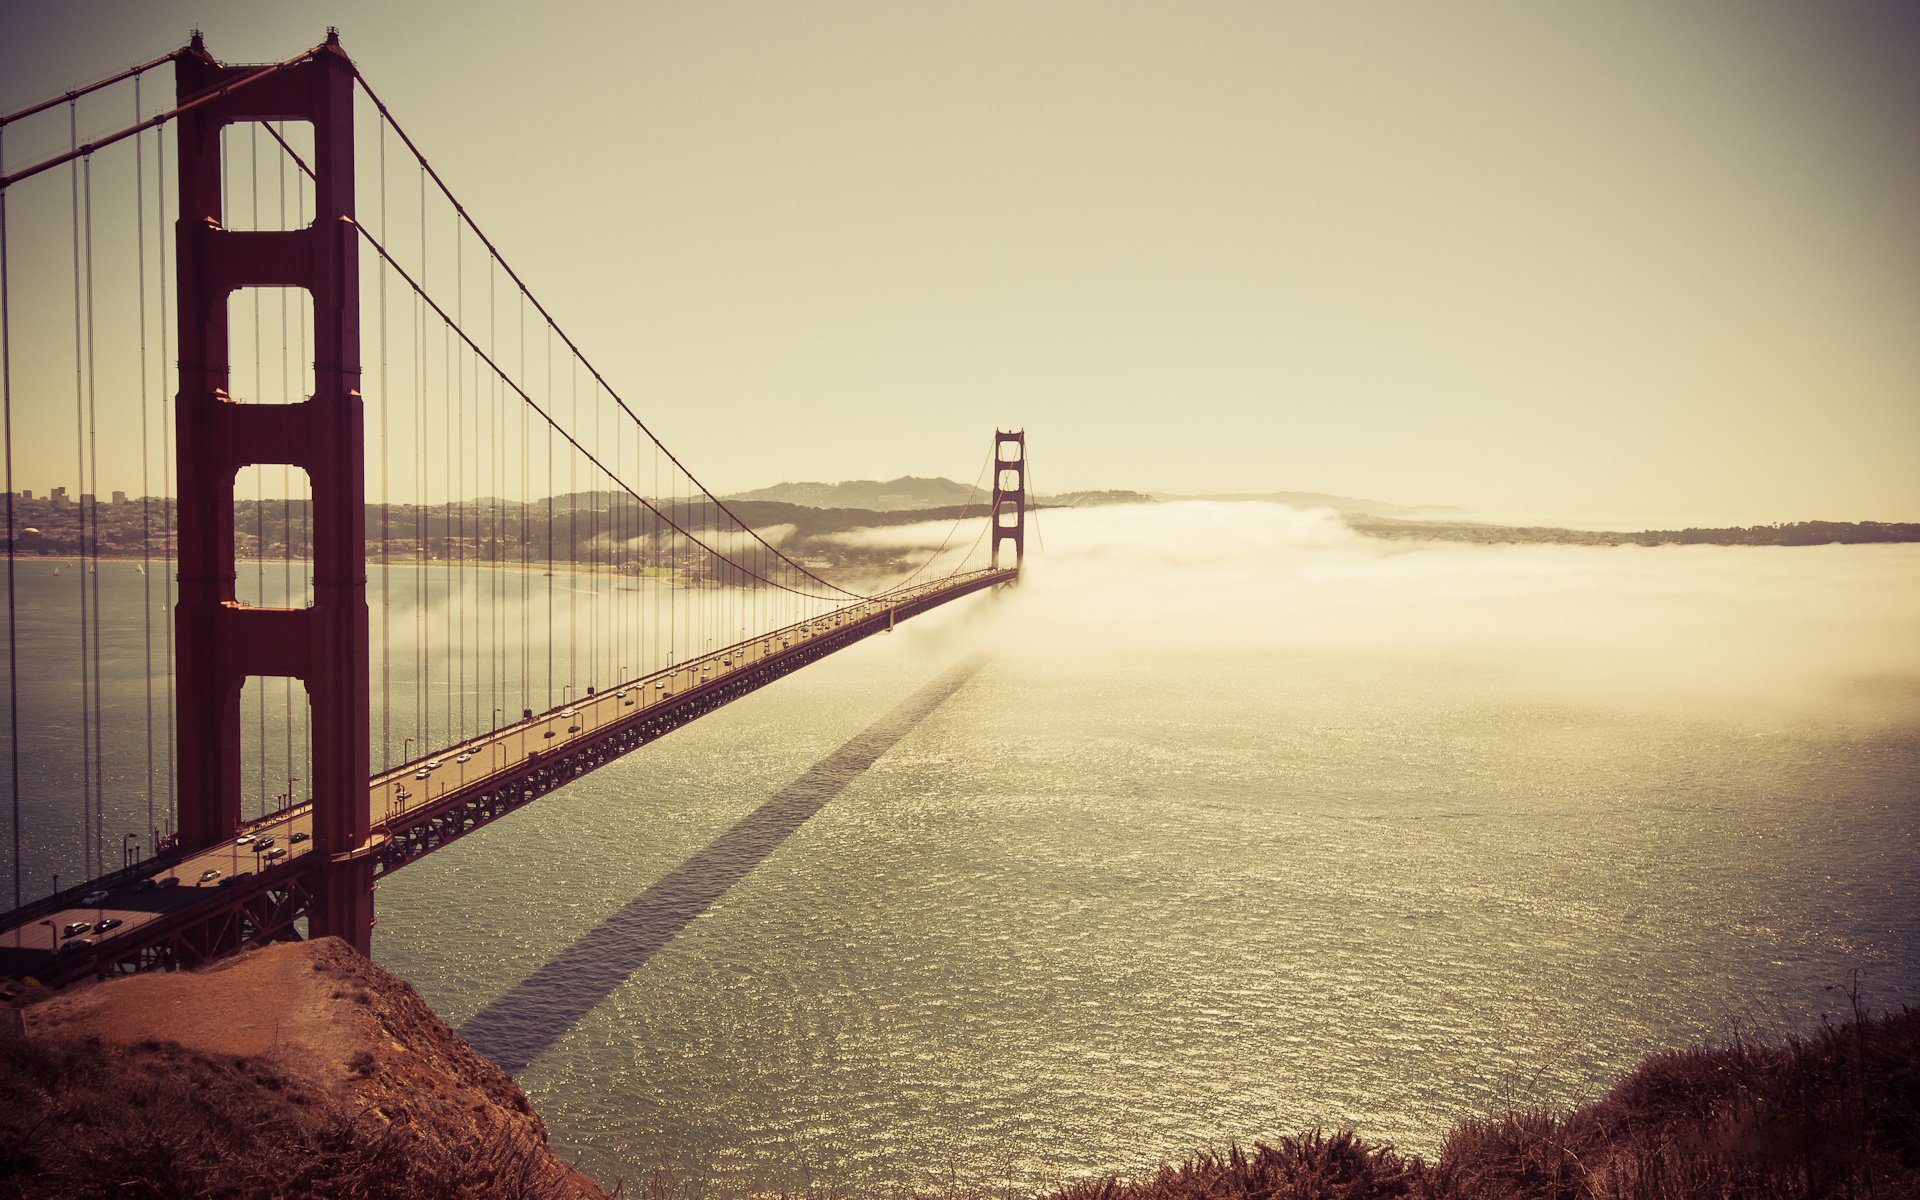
xmin=992 ymin=429 xmax=1026 ymax=572
xmin=171 ymin=31 xmax=375 ymax=951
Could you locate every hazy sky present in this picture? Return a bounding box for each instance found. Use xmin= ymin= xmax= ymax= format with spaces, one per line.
xmin=2 ymin=1 xmax=1916 ymax=525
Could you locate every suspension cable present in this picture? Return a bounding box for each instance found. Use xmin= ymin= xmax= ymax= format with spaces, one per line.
xmin=1024 ymin=450 xmax=1046 ymax=556
xmin=346 ymin=68 xmax=870 ymax=600
xmin=0 ymin=128 xmax=20 ymax=905
xmin=270 ymin=85 xmax=981 ymax=607
xmin=69 ymin=104 xmax=96 ymax=880
xmin=883 ymin=447 xmax=993 ymax=590
xmin=352 ymin=218 xmax=868 ymax=601
xmin=135 ymin=78 xmax=156 ymax=854
xmin=0 ymin=48 xmax=181 ymax=130
xmin=0 ymin=44 xmax=326 ymax=192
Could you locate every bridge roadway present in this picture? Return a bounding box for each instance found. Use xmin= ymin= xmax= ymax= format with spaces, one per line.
xmin=0 ymin=567 xmax=1014 ymax=985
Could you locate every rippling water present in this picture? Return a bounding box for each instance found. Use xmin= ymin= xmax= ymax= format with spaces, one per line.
xmin=361 ymin=508 xmax=1920 ymax=1196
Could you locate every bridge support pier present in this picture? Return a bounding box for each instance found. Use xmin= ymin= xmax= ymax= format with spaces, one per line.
xmin=992 ymin=430 xmax=1026 ymax=572
xmin=173 ymin=32 xmax=372 ymax=954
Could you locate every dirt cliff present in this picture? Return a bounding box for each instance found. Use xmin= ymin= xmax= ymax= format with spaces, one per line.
xmin=2 ymin=937 xmax=606 ymax=1199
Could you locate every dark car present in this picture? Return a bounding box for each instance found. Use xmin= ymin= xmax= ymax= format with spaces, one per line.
xmin=56 ymin=938 xmax=94 ymax=955
xmin=252 ymin=837 xmax=276 ymax=852
xmin=158 ymin=876 xmax=181 ymax=888
xmin=263 ymin=847 xmax=288 ymax=863
xmin=289 ymin=832 xmax=310 ymax=844
xmin=61 ymin=921 xmax=90 ymax=938
xmin=93 ymin=917 xmax=123 ymax=935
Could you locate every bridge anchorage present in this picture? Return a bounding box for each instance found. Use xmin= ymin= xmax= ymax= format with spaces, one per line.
xmin=0 ymin=32 xmax=1027 ymax=986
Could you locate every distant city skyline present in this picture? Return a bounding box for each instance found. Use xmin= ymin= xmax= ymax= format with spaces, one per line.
xmin=2 ymin=2 xmax=1916 ymax=528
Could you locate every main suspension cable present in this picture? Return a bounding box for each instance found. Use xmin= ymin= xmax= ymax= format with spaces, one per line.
xmin=346 ymin=68 xmax=870 ymax=600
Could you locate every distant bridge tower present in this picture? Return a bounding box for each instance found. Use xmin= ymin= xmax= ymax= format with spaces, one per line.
xmin=991 ymin=430 xmax=1026 ymax=571
xmin=172 ymin=31 xmax=374 ymax=952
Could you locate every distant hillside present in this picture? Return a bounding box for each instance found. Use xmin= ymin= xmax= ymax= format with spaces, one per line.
xmin=726 ymin=476 xmax=976 ymax=511
xmin=1347 ymin=516 xmax=1920 ymax=547
xmin=1037 ymin=490 xmax=1156 ymax=508
xmin=1153 ymin=490 xmax=1458 ymax=517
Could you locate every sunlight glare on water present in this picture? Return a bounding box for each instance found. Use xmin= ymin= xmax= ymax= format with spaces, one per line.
xmin=364 ymin=505 xmax=1919 ymax=1193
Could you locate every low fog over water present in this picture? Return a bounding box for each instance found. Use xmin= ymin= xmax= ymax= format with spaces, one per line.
xmin=370 ymin=501 xmax=1919 ymax=1194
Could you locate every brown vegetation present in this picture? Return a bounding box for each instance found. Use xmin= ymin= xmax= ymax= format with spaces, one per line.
xmin=1045 ymin=1006 xmax=1919 ymax=1200
xmin=4 ymin=937 xmax=1913 ymax=1199
xmin=1 ymin=938 xmax=606 ymax=1200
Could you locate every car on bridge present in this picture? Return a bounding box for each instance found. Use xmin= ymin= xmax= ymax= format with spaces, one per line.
xmin=56 ymin=937 xmax=93 ymax=955
xmin=93 ymin=917 xmax=122 ymax=935
xmin=289 ymin=832 xmax=309 ymax=844
xmin=61 ymin=921 xmax=89 ymax=938
xmin=81 ymin=890 xmax=109 ymax=905
xmin=263 ymin=848 xmax=288 ymax=863
xmin=198 ymin=869 xmax=221 ymax=883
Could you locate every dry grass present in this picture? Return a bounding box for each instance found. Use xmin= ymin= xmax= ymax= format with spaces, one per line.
xmin=1038 ymin=1006 xmax=1920 ymax=1200
xmin=0 ymin=1027 xmax=563 ymax=1199
xmin=3 ymin=997 xmax=1911 ymax=1198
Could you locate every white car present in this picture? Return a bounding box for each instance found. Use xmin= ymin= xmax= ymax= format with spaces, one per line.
xmin=81 ymin=890 xmax=109 ymax=905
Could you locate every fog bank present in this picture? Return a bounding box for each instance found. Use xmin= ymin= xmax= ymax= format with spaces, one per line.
xmin=923 ymin=502 xmax=1920 ymax=722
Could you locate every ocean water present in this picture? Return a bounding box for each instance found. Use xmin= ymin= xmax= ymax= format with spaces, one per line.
xmin=374 ymin=506 xmax=1920 ymax=1195
xmin=7 ymin=505 xmax=1918 ymax=1194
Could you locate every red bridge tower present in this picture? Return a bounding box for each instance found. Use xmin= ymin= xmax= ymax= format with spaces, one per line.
xmin=992 ymin=430 xmax=1026 ymax=571
xmin=172 ymin=31 xmax=374 ymax=952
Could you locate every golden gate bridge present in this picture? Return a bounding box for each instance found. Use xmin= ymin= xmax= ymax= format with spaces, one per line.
xmin=0 ymin=31 xmax=1026 ymax=986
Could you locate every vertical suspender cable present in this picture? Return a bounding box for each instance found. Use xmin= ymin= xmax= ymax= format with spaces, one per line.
xmin=135 ymin=81 xmax=156 ymax=853
xmin=378 ymin=115 xmax=390 ymax=770
xmin=568 ymin=356 xmax=577 ymax=692
xmin=0 ymin=128 xmax=21 ymax=904
xmin=70 ymin=104 xmax=95 ymax=880
xmin=251 ymin=125 xmax=264 ymax=820
xmin=414 ymin=165 xmax=425 ymax=757
xmin=545 ymin=324 xmax=553 ymax=709
xmin=519 ymin=290 xmax=528 ymax=718
xmin=85 ymin=153 xmax=107 ymax=869
xmin=156 ymin=115 xmax=175 ymax=840
xmin=277 ymin=124 xmax=292 ymax=807
xmin=455 ymin=220 xmax=465 ymax=743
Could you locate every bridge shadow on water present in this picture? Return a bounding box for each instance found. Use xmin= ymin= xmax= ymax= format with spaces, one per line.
xmin=457 ymin=657 xmax=987 ymax=1074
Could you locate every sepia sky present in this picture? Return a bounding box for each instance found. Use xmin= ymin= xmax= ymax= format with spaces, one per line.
xmin=2 ymin=1 xmax=1917 ymax=525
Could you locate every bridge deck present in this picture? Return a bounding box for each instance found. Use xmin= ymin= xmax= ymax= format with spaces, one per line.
xmin=0 ymin=568 xmax=1013 ymax=985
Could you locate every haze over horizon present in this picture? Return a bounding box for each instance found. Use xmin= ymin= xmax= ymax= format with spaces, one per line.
xmin=3 ymin=2 xmax=1916 ymax=529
